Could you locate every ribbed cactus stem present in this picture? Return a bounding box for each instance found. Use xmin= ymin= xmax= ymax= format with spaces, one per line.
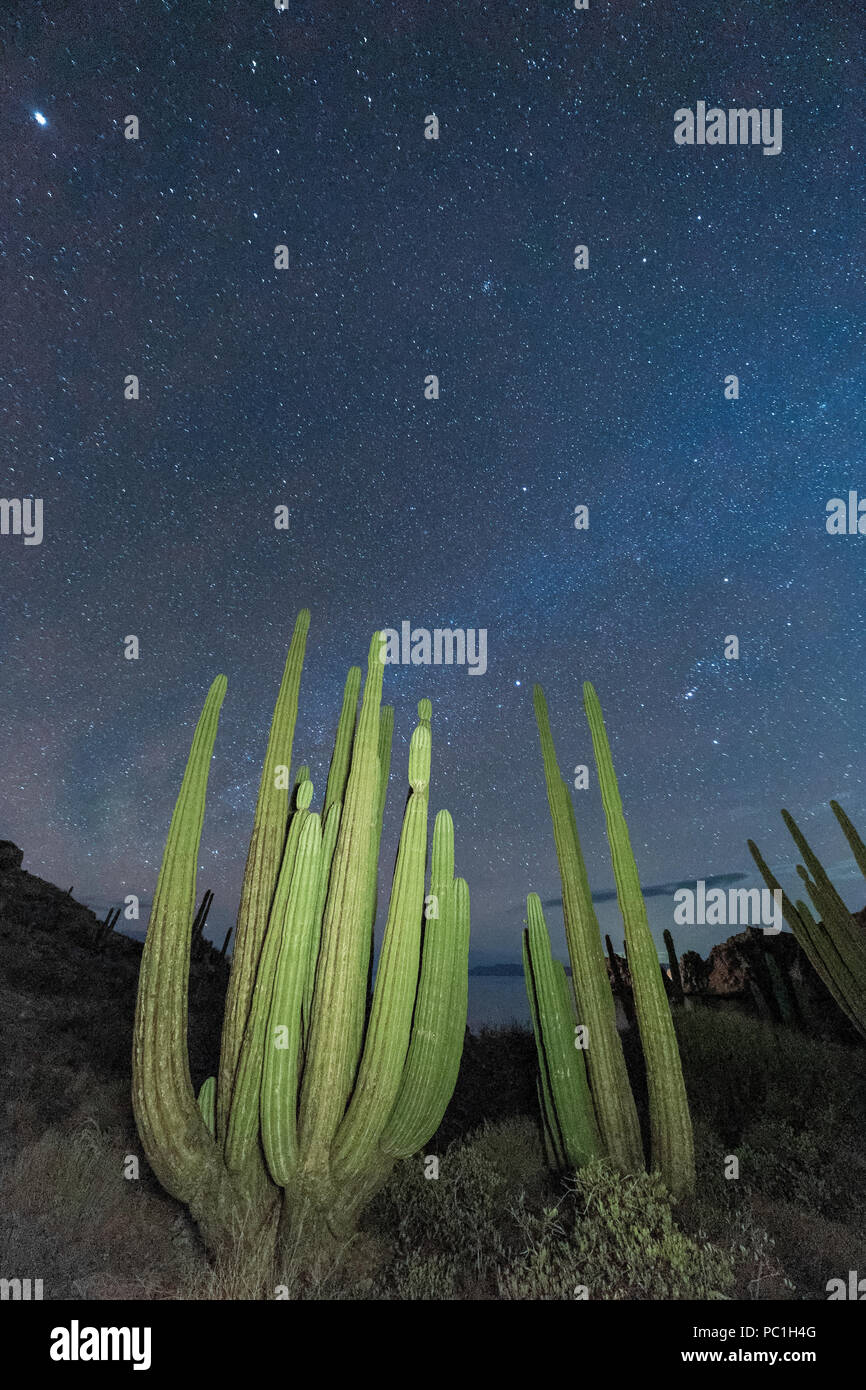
xmin=523 ymin=894 xmax=603 ymax=1169
xmin=532 ymin=685 xmax=643 ymax=1173
xmin=298 ymin=632 xmax=385 ymax=1170
xmin=224 ymin=792 xmax=316 ymax=1176
xmin=217 ymin=609 xmax=309 ymax=1142
xmin=324 ymin=667 xmax=361 ymax=814
xmin=382 ymin=812 xmax=470 ymax=1158
xmin=584 ymin=682 xmax=694 ymax=1199
xmin=333 ymin=718 xmax=431 ymax=1178
xmin=303 ymin=799 xmax=342 ymax=1043
xmin=261 ymin=810 xmax=323 ymax=1185
xmin=132 ymin=675 xmax=227 ymax=1205
xmin=831 ymin=800 xmax=866 ymax=884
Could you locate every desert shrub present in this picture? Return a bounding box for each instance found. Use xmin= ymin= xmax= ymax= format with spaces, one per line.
xmin=365 ymin=1118 xmax=732 ymax=1300
xmin=735 ymin=1117 xmax=866 ymax=1223
xmin=0 ymin=1124 xmax=202 ymax=1299
xmin=675 ymin=1007 xmax=866 ymax=1147
xmin=497 ymin=1164 xmax=733 ymax=1300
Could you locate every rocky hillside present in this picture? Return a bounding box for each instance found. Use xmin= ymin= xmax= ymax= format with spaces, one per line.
xmin=0 ymin=841 xmax=227 ymax=1172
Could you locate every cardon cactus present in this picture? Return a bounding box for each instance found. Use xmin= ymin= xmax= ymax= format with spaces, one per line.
xmin=749 ymin=801 xmax=866 ymax=1040
xmin=132 ymin=612 xmax=470 ymax=1266
xmin=523 ymin=683 xmax=695 ymax=1200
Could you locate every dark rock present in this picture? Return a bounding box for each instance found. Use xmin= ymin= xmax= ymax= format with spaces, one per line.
xmin=0 ymin=841 xmax=24 ymax=874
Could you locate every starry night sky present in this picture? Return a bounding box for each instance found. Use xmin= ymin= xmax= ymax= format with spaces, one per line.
xmin=2 ymin=0 xmax=865 ymax=1002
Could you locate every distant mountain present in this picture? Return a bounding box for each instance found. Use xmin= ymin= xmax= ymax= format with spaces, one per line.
xmin=471 ymin=962 xmax=572 ymax=977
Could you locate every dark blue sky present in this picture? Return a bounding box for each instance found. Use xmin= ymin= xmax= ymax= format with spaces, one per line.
xmin=2 ymin=0 xmax=864 ymax=972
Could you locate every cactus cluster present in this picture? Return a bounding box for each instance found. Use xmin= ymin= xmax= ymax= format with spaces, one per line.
xmin=132 ymin=612 xmax=470 ymax=1265
xmin=523 ymin=683 xmax=695 ymax=1200
xmin=749 ymin=801 xmax=866 ymax=1041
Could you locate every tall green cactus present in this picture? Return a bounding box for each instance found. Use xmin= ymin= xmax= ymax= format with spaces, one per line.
xmin=132 ymin=615 xmax=470 ymax=1266
xmin=749 ymin=801 xmax=866 ymax=1041
xmin=523 ymin=684 xmax=695 ymax=1200
xmin=531 ymin=686 xmax=643 ymax=1174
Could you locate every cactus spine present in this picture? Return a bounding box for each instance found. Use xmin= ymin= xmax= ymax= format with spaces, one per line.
xmin=524 ymin=684 xmax=695 ymax=1200
xmin=749 ymin=801 xmax=866 ymax=1040
xmin=132 ymin=615 xmax=470 ymax=1264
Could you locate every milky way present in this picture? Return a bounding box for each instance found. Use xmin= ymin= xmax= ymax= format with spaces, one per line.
xmin=2 ymin=1 xmax=864 ymax=979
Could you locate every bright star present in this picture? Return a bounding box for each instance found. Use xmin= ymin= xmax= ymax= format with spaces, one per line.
xmin=33 ymin=111 xmax=48 ymax=126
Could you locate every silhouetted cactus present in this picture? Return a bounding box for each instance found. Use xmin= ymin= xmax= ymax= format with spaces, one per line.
xmin=750 ymin=800 xmax=866 ymax=1040
xmin=663 ymin=929 xmax=684 ymax=1005
xmin=605 ymin=932 xmax=636 ymax=1026
xmin=94 ymin=905 xmax=121 ymax=952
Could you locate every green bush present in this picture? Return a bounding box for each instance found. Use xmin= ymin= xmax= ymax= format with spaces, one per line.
xmin=498 ymin=1164 xmax=732 ymax=1300
xmin=675 ymin=1006 xmax=866 ymax=1146
xmin=365 ymin=1118 xmax=732 ymax=1300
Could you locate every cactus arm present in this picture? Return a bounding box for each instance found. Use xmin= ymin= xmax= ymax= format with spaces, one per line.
xmin=363 ymin=703 xmax=396 ymax=993
xmin=536 ymin=1074 xmax=565 ymax=1170
xmin=523 ymin=894 xmax=603 ymax=1168
xmin=298 ymin=633 xmax=385 ymax=1170
xmin=584 ymin=682 xmax=694 ymax=1199
xmin=523 ymin=923 xmax=568 ymax=1172
xmin=523 ymin=928 xmax=565 ymax=1170
xmin=533 ymin=685 xmax=643 ymax=1172
xmin=303 ymin=798 xmax=342 ymax=1043
xmin=324 ymin=667 xmax=361 ymax=814
xmin=377 ymin=706 xmax=395 ymax=824
xmin=831 ymin=800 xmax=866 ymax=885
xmin=197 ymin=1077 xmax=216 ymax=1138
xmin=381 ymin=812 xmax=470 ymax=1158
xmin=749 ymin=837 xmax=863 ymax=1025
xmin=260 ymin=809 xmax=323 ymax=1186
xmin=217 ymin=609 xmax=310 ymax=1140
xmin=333 ymin=717 xmax=431 ymax=1177
xmin=131 ymin=676 xmax=227 ymax=1205
xmin=783 ymin=810 xmax=861 ymax=951
xmin=223 ymin=787 xmax=313 ymax=1174
xmin=784 ymin=810 xmax=866 ymax=991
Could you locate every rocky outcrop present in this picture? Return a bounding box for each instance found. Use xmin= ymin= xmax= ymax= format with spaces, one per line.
xmin=0 ymin=841 xmax=23 ymax=873
xmin=0 ymin=842 xmax=118 ymax=953
xmin=0 ymin=841 xmax=228 ymax=971
xmin=677 ymin=924 xmax=862 ymax=1042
